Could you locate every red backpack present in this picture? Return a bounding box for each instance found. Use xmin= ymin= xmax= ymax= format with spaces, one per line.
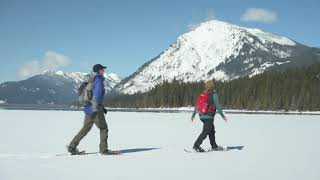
xmin=196 ymin=91 xmax=216 ymax=115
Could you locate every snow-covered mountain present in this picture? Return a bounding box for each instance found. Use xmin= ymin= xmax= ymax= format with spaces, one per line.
xmin=0 ymin=71 xmax=122 ymax=104
xmin=115 ymin=20 xmax=320 ymax=94
xmin=41 ymin=71 xmax=122 ymax=92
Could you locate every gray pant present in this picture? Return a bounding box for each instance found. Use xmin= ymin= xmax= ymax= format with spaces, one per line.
xmin=194 ymin=117 xmax=218 ymax=148
xmin=69 ymin=110 xmax=108 ymax=152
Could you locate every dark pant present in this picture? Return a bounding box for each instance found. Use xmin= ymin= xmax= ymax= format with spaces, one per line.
xmin=69 ymin=110 xmax=108 ymax=153
xmin=194 ymin=117 xmax=218 ymax=148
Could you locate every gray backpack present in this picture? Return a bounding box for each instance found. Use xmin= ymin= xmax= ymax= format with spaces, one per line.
xmin=78 ymin=75 xmax=95 ymax=104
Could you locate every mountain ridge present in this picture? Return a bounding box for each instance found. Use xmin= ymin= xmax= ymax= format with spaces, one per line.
xmin=114 ymin=20 xmax=320 ymax=94
xmin=0 ymin=71 xmax=122 ymax=104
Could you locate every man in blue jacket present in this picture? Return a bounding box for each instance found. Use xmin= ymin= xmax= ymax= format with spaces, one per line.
xmin=68 ymin=64 xmax=118 ymax=155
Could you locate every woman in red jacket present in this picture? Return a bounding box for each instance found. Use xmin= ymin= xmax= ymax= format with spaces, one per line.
xmin=191 ymin=80 xmax=228 ymax=152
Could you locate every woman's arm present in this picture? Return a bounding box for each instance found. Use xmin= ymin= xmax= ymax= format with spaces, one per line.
xmin=213 ymin=92 xmax=225 ymax=119
xmin=191 ymin=107 xmax=197 ymax=119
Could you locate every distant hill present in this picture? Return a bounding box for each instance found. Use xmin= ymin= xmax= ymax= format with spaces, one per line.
xmin=0 ymin=71 xmax=122 ymax=104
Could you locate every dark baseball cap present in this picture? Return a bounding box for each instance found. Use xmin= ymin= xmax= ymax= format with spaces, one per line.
xmin=93 ymin=64 xmax=107 ymax=72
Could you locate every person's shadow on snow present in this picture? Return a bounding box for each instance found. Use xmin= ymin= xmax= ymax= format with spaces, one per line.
xmin=226 ymin=146 xmax=244 ymax=151
xmin=120 ymin=147 xmax=160 ymax=154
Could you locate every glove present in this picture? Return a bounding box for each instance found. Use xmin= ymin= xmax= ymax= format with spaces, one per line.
xmin=103 ymin=107 xmax=108 ymax=115
xmin=91 ymin=111 xmax=98 ymax=116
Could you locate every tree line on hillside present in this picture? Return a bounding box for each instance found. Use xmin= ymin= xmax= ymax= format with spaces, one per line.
xmin=104 ymin=64 xmax=320 ymax=111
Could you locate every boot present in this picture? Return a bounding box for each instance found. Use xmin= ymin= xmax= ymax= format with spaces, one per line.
xmin=193 ymin=146 xmax=205 ymax=152
xmin=100 ymin=149 xmax=121 ymax=155
xmin=211 ymin=145 xmax=225 ymax=151
xmin=67 ymin=146 xmax=84 ymax=155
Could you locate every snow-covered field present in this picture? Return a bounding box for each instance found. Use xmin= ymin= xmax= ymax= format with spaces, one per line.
xmin=0 ymin=110 xmax=319 ymax=180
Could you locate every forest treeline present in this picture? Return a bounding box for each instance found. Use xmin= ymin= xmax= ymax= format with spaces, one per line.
xmin=104 ymin=64 xmax=320 ymax=111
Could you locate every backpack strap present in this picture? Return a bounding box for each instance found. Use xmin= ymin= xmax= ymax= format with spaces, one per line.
xmin=205 ymin=90 xmax=216 ymax=116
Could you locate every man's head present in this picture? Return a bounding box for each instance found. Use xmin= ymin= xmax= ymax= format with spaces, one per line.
xmin=92 ymin=64 xmax=107 ymax=76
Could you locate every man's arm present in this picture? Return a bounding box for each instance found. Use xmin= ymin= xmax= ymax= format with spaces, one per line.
xmin=92 ymin=79 xmax=104 ymax=112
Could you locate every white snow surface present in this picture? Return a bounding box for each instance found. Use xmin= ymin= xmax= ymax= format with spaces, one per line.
xmin=117 ymin=20 xmax=297 ymax=94
xmin=246 ymin=28 xmax=296 ymax=46
xmin=249 ymin=60 xmax=291 ymax=77
xmin=41 ymin=70 xmax=89 ymax=83
xmin=0 ymin=110 xmax=319 ymax=180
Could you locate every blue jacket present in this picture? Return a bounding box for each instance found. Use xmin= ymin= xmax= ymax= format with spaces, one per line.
xmin=84 ymin=74 xmax=105 ymax=115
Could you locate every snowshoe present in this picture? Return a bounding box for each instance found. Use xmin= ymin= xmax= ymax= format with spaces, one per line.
xmin=211 ymin=145 xmax=225 ymax=151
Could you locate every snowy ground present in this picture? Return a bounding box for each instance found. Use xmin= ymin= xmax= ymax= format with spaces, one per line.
xmin=0 ymin=110 xmax=319 ymax=180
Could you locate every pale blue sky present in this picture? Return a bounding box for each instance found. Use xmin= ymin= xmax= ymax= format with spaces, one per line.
xmin=0 ymin=0 xmax=319 ymax=83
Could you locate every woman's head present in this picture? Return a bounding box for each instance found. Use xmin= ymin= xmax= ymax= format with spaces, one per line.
xmin=204 ymin=80 xmax=215 ymax=91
